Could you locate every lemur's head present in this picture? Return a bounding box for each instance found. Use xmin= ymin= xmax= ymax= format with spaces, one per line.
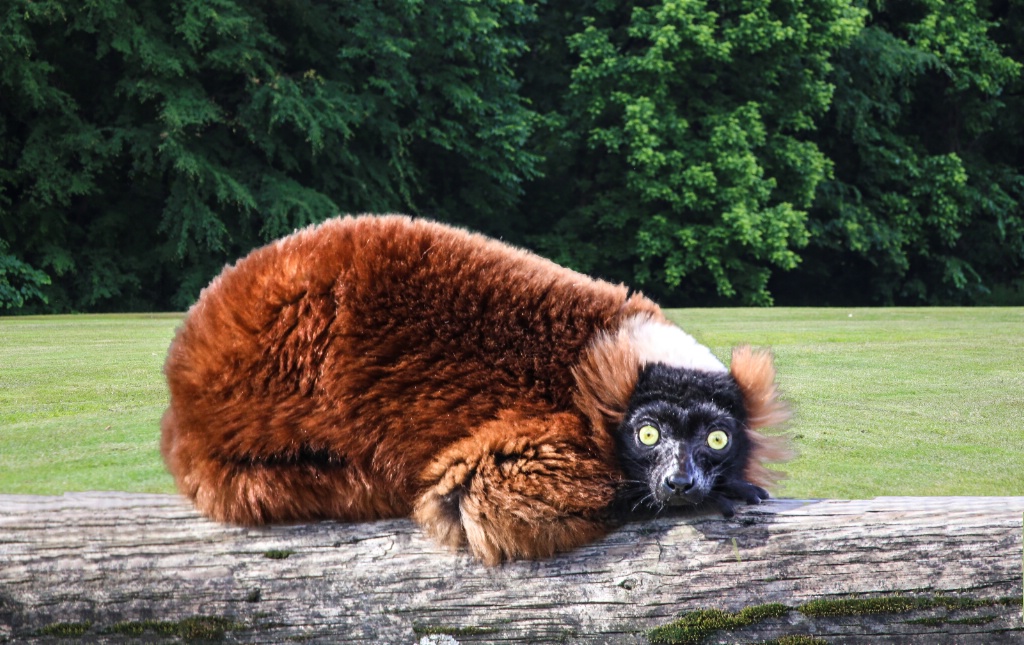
xmin=615 ymin=364 xmax=756 ymax=514
xmin=573 ymin=315 xmax=792 ymax=518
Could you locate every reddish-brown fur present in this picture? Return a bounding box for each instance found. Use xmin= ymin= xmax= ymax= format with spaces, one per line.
xmin=162 ymin=215 xmax=788 ymax=564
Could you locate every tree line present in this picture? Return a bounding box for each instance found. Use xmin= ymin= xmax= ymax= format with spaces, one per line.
xmin=2 ymin=0 xmax=1022 ymax=312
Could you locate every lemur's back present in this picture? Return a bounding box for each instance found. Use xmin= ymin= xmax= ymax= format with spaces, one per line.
xmin=161 ymin=215 xmax=655 ymax=526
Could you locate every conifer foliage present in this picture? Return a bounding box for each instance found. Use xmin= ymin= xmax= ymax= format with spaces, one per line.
xmin=781 ymin=0 xmax=1024 ymax=304
xmin=1 ymin=0 xmax=1022 ymax=311
xmin=1 ymin=0 xmax=538 ymax=310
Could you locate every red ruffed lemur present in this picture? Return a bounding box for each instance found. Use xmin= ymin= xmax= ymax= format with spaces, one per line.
xmin=162 ymin=215 xmax=791 ymax=565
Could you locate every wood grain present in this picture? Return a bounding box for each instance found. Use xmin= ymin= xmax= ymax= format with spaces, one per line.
xmin=1 ymin=493 xmax=1021 ymax=643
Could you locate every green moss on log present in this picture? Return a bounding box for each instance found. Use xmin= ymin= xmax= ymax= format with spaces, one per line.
xmin=799 ymin=595 xmax=1007 ymax=618
xmin=36 ymin=621 xmax=92 ymax=637
xmin=106 ymin=616 xmax=244 ymax=641
xmin=648 ymin=603 xmax=790 ymax=644
xmin=413 ymin=624 xmax=499 ymax=637
xmin=649 ymin=594 xmax=1014 ymax=644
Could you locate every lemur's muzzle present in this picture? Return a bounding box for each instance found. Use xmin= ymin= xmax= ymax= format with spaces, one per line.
xmin=663 ymin=472 xmax=704 ymax=504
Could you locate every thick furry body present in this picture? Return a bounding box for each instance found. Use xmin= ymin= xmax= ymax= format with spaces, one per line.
xmin=162 ymin=215 xmax=789 ymax=564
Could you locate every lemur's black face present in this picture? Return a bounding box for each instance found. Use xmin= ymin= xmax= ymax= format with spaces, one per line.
xmin=615 ymin=363 xmax=769 ymax=517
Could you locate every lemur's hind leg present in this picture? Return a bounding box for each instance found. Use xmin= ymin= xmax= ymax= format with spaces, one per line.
xmin=413 ymin=410 xmax=620 ymax=565
xmin=160 ymin=408 xmax=398 ymax=525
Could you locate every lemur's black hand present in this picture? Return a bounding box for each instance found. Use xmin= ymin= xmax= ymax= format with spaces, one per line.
xmin=711 ymin=493 xmax=738 ymax=518
xmin=721 ymin=479 xmax=770 ymax=503
xmin=710 ymin=479 xmax=770 ymax=517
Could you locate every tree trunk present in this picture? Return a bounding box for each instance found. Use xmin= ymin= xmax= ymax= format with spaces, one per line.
xmin=1 ymin=493 xmax=1021 ymax=643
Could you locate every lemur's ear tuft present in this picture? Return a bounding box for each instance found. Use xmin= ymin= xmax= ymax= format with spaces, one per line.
xmin=730 ymin=345 xmax=789 ymax=430
xmin=730 ymin=345 xmax=793 ymax=489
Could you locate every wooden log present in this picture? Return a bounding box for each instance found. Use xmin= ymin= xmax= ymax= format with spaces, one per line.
xmin=1 ymin=493 xmax=1021 ymax=643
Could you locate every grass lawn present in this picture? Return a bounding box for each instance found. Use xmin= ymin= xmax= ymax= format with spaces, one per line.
xmin=0 ymin=314 xmax=182 ymax=495
xmin=1 ymin=308 xmax=1021 ymax=499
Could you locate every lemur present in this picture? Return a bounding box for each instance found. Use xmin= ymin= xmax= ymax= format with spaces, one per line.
xmin=161 ymin=215 xmax=790 ymax=565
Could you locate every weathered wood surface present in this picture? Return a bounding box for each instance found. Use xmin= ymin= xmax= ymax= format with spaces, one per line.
xmin=1 ymin=493 xmax=1021 ymax=644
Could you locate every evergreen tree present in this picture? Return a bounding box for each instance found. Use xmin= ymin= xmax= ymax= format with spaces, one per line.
xmin=775 ymin=0 xmax=1024 ymax=304
xmin=2 ymin=0 xmax=1023 ymax=311
xmin=0 ymin=0 xmax=539 ymax=311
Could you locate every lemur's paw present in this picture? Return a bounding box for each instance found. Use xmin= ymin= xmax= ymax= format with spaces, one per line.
xmin=710 ymin=479 xmax=770 ymax=518
xmin=413 ymin=435 xmax=540 ymax=558
xmin=413 ymin=417 xmax=616 ymax=565
xmin=413 ymin=455 xmax=481 ymax=551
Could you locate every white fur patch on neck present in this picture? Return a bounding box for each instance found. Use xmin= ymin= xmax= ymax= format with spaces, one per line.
xmin=623 ymin=315 xmax=727 ymax=373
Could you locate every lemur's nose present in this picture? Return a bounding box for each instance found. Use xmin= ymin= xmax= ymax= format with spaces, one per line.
xmin=663 ymin=473 xmax=695 ymax=495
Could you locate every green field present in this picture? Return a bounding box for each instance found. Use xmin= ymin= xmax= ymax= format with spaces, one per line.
xmin=0 ymin=314 xmax=181 ymax=494
xmin=1 ymin=309 xmax=1021 ymax=498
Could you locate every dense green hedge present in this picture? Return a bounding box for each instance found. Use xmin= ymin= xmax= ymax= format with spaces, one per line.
xmin=2 ymin=0 xmax=1021 ymax=311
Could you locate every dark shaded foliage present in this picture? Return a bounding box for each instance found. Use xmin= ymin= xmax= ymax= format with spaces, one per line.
xmin=2 ymin=0 xmax=1022 ymax=311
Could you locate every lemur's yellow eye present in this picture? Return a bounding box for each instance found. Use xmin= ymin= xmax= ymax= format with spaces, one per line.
xmin=707 ymin=430 xmax=729 ymax=450
xmin=638 ymin=425 xmax=660 ymax=446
